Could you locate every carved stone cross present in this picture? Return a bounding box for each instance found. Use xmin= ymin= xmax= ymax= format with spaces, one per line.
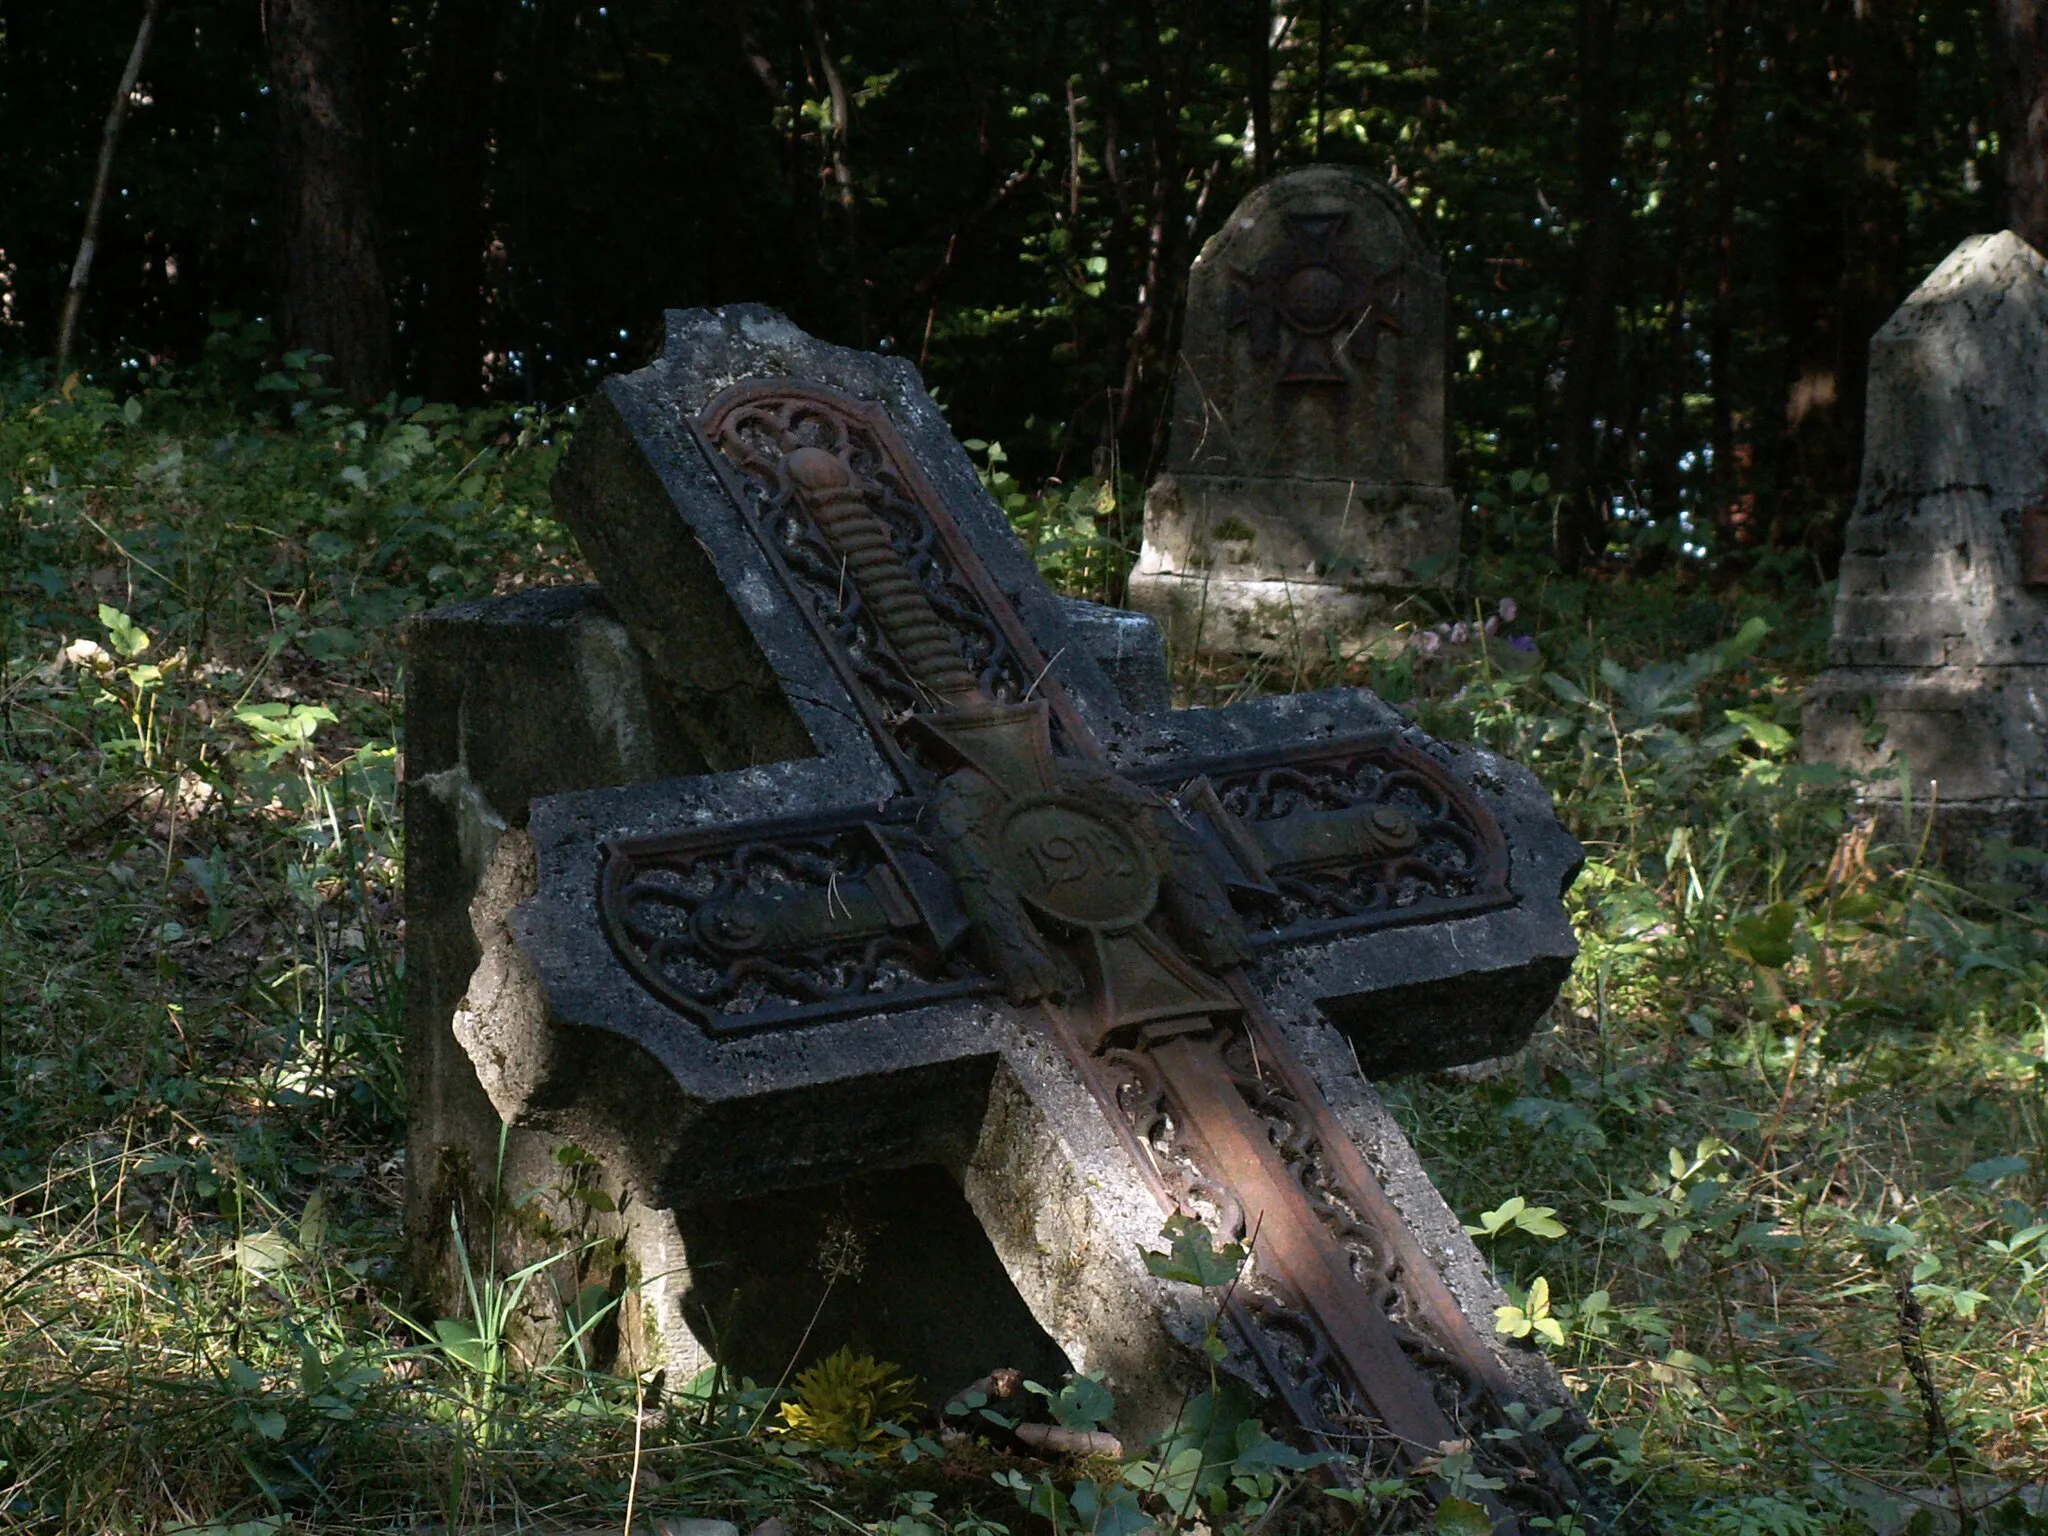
xmin=1226 ymin=209 xmax=1405 ymax=382
xmin=447 ymin=308 xmax=1595 ymax=1528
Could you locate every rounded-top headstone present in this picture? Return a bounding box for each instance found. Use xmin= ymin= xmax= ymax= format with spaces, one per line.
xmin=1128 ymin=166 xmax=1452 ymax=655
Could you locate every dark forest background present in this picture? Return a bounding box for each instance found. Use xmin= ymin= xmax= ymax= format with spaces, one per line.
xmin=0 ymin=1 xmax=2026 ymax=573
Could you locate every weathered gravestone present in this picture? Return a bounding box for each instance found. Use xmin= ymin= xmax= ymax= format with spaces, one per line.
xmin=1126 ymin=166 xmax=1455 ymax=657
xmin=411 ymin=306 xmax=1603 ymax=1526
xmin=1805 ymin=231 xmax=2048 ymax=893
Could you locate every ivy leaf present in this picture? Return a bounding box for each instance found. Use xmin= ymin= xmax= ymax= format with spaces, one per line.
xmin=1143 ymin=1215 xmax=1245 ymax=1289
xmin=1029 ymin=1372 xmax=1115 ymax=1431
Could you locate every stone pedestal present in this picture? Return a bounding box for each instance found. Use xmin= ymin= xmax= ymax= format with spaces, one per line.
xmin=1804 ymin=231 xmax=2048 ymax=892
xmin=404 ymin=584 xmax=1171 ymax=1386
xmin=1127 ymin=166 xmax=1454 ymax=657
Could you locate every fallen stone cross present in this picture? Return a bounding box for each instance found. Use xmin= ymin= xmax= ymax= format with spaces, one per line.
xmin=415 ymin=307 xmax=1600 ymax=1526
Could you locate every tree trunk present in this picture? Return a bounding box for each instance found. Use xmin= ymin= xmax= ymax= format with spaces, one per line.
xmin=415 ymin=0 xmax=506 ymax=404
xmin=1708 ymin=0 xmax=1742 ymax=546
xmin=1116 ymin=0 xmax=1192 ymax=453
xmin=263 ymin=0 xmax=393 ymax=405
xmin=1992 ymin=0 xmax=2048 ymax=253
xmin=807 ymin=0 xmax=866 ymax=343
xmin=1826 ymin=0 xmax=1913 ymax=557
xmin=1554 ymin=0 xmax=1625 ymax=570
xmin=1247 ymin=0 xmax=1273 ymax=179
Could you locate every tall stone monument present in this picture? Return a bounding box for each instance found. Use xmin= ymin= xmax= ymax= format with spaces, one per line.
xmin=1805 ymin=231 xmax=2048 ymax=888
xmin=1127 ymin=165 xmax=1454 ymax=656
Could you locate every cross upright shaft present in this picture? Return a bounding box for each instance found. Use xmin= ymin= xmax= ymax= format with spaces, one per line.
xmin=674 ymin=377 xmax=1576 ymax=1523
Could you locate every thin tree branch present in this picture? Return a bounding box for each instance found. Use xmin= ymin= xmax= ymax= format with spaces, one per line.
xmin=57 ymin=0 xmax=164 ymax=377
xmin=806 ymin=0 xmax=865 ymax=341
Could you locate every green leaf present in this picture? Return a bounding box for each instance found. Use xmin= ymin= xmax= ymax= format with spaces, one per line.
xmin=1963 ymin=1155 xmax=2029 ymax=1185
xmin=1735 ymin=1221 xmax=1803 ymax=1253
xmin=298 ymin=1189 xmax=328 ymax=1252
xmin=1435 ymin=1495 xmax=1495 ymax=1536
xmin=1041 ymin=1372 xmax=1115 ymax=1431
xmin=434 ymin=1317 xmax=488 ymax=1372
xmin=234 ymin=1231 xmax=294 ymax=1277
xmin=298 ymin=625 xmax=357 ymax=660
xmin=1070 ymin=1478 xmax=1152 ymax=1536
xmin=1543 ymin=671 xmax=1589 ymax=706
xmin=1718 ymin=615 xmax=1770 ymax=665
xmin=1467 ymin=1194 xmax=1567 ymax=1241
xmin=1724 ymin=707 xmax=1793 ymax=754
xmin=1143 ymin=1215 xmax=1245 ymax=1288
xmin=235 ymin=702 xmax=337 ymax=748
xmin=1727 ymin=902 xmax=1797 ymax=967
xmin=1946 ymin=1287 xmax=1990 ymax=1319
xmin=98 ymin=604 xmax=151 ymax=658
xmin=1233 ymin=1434 xmax=1329 ymax=1472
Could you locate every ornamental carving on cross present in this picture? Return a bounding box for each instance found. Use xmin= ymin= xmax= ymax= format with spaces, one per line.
xmin=1225 ymin=209 xmax=1404 ymax=384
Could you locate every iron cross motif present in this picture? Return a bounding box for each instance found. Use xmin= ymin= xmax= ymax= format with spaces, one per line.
xmin=584 ymin=378 xmax=1585 ymax=1525
xmin=1225 ymin=210 xmax=1406 ymax=383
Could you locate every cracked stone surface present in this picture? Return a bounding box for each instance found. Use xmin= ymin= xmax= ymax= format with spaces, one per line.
xmin=1805 ymin=231 xmax=2048 ymax=892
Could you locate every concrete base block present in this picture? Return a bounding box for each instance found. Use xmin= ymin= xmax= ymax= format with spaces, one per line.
xmin=1127 ymin=472 xmax=1455 ymax=658
xmin=1804 ymin=664 xmax=2048 ymax=896
xmin=404 ymin=583 xmax=1191 ymax=1391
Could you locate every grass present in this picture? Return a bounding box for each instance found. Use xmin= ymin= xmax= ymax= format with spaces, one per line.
xmin=2 ymin=348 xmax=2044 ymax=1535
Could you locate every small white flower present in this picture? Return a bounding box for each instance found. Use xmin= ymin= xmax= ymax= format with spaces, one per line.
xmin=62 ymin=637 xmax=112 ymax=673
xmin=1417 ymin=629 xmax=1442 ymax=656
xmin=1449 ymin=622 xmax=1470 ymax=645
xmin=1498 ymin=597 xmax=1518 ymax=622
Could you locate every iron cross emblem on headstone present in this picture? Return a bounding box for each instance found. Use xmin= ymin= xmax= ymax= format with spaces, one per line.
xmin=457 ymin=308 xmax=1597 ymax=1529
xmin=1226 ymin=209 xmax=1405 ymax=382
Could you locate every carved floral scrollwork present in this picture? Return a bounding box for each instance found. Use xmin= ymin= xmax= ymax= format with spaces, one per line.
xmin=698 ymin=383 xmax=1041 ymax=729
xmin=600 ymin=812 xmax=991 ymax=1036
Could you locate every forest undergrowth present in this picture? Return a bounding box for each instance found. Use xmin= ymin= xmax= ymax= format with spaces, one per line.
xmin=2 ymin=345 xmax=2044 ymax=1535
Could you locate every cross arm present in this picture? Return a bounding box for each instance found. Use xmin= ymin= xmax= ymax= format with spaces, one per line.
xmin=1120 ymin=687 xmax=1583 ymax=1076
